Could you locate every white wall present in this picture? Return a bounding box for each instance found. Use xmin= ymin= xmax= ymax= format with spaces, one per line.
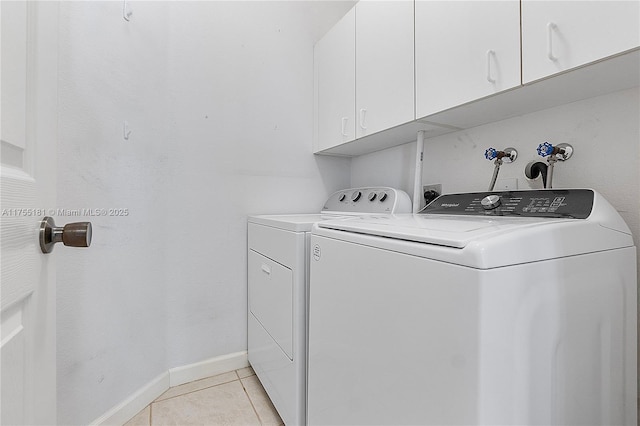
xmin=56 ymin=2 xmax=351 ymax=424
xmin=56 ymin=3 xmax=172 ymax=424
xmin=352 ymin=86 xmax=640 ymax=390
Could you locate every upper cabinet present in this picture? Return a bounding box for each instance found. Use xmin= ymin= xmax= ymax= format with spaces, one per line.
xmin=315 ymin=1 xmax=639 ymax=156
xmin=314 ymin=8 xmax=356 ymax=152
xmin=415 ymin=0 xmax=521 ymax=118
xmin=355 ymin=0 xmax=415 ymax=138
xmin=314 ymin=1 xmax=414 ymax=152
xmin=522 ymin=0 xmax=640 ymax=83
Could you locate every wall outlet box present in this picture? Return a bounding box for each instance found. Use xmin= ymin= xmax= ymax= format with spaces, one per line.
xmin=495 ymin=178 xmax=518 ymax=191
xmin=423 ymin=184 xmax=442 ymax=202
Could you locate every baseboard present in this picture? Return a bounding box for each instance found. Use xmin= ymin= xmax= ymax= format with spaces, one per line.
xmin=89 ymin=371 xmax=169 ymax=426
xmin=90 ymin=351 xmax=249 ymax=425
xmin=169 ymin=350 xmax=249 ymax=387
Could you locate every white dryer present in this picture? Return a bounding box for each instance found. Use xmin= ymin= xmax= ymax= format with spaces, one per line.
xmin=308 ymin=189 xmax=637 ymax=425
xmin=247 ymin=187 xmax=411 ymax=425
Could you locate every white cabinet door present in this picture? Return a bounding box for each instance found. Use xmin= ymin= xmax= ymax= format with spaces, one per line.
xmin=522 ymin=0 xmax=640 ymax=84
xmin=1 ymin=2 xmax=59 ymax=424
xmin=355 ymin=0 xmax=414 ymax=138
xmin=314 ymin=7 xmax=356 ymax=152
xmin=415 ymin=0 xmax=521 ymax=118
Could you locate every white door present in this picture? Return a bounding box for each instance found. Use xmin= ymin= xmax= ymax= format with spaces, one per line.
xmin=355 ymin=0 xmax=414 ymax=138
xmin=314 ymin=7 xmax=356 ymax=152
xmin=522 ymin=0 xmax=640 ymax=84
xmin=415 ymin=0 xmax=521 ymax=118
xmin=1 ymin=2 xmax=59 ymax=424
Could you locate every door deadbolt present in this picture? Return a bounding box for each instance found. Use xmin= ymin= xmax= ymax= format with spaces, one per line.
xmin=40 ymin=217 xmax=92 ymax=254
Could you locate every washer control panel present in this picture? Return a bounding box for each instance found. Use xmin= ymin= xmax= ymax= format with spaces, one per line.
xmin=322 ymin=187 xmax=411 ymax=214
xmin=421 ymin=189 xmax=594 ymax=219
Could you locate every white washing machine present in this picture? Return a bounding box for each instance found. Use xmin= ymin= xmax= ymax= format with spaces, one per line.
xmin=308 ymin=189 xmax=637 ymax=425
xmin=247 ymin=187 xmax=411 ymax=425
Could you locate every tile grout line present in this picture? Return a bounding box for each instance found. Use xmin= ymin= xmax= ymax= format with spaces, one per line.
xmin=238 ymin=372 xmax=264 ymax=425
xmin=139 ymin=369 xmax=259 ymax=426
xmin=154 ymin=377 xmax=241 ymax=403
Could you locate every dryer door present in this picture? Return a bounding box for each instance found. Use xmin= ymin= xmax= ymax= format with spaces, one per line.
xmin=248 ymin=250 xmax=293 ymax=360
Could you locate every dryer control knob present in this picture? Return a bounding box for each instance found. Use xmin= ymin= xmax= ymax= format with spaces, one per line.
xmin=351 ymin=191 xmax=362 ymax=202
xmin=378 ymin=192 xmax=388 ymax=202
xmin=481 ymin=194 xmax=501 ymax=210
xmin=368 ymin=192 xmax=377 ymax=202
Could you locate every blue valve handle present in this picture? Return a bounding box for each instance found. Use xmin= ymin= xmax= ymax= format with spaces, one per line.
xmin=537 ymin=142 xmax=555 ymax=157
xmin=484 ymin=147 xmax=498 ymax=160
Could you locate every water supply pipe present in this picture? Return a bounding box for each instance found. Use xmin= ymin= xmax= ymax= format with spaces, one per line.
xmin=412 ymin=131 xmax=425 ymax=213
xmin=484 ymin=147 xmax=518 ymax=191
xmin=536 ymin=142 xmax=574 ymax=189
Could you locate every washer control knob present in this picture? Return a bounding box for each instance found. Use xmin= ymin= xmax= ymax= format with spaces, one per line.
xmin=338 ymin=193 xmax=346 ymax=202
xmin=368 ymin=192 xmax=377 ymax=202
xmin=351 ymin=191 xmax=362 ymax=202
xmin=378 ymin=192 xmax=388 ymax=202
xmin=481 ymin=194 xmax=501 ymax=210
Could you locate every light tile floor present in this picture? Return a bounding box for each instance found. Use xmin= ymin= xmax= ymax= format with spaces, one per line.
xmin=124 ymin=367 xmax=283 ymax=426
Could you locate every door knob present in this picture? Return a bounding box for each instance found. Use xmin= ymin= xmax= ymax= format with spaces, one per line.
xmin=39 ymin=217 xmax=92 ymax=254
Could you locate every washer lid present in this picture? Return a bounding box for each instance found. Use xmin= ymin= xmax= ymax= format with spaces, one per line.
xmin=317 ymin=214 xmax=563 ymax=248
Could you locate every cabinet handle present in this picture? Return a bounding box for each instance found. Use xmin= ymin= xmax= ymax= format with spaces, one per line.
xmin=359 ymin=108 xmax=367 ymax=130
xmin=261 ymin=264 xmax=271 ymax=275
xmin=486 ymin=50 xmax=496 ymax=83
xmin=341 ymin=117 xmax=348 ymax=136
xmin=547 ymin=22 xmax=558 ymax=61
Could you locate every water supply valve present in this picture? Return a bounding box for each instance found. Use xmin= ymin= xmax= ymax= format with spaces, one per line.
xmin=536 ymin=142 xmax=573 ymax=161
xmin=484 ymin=147 xmax=518 ymax=163
xmin=533 ymin=142 xmax=574 ymax=189
xmin=484 ymin=147 xmax=518 ymax=191
xmin=484 ymin=147 xmax=499 ymax=160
